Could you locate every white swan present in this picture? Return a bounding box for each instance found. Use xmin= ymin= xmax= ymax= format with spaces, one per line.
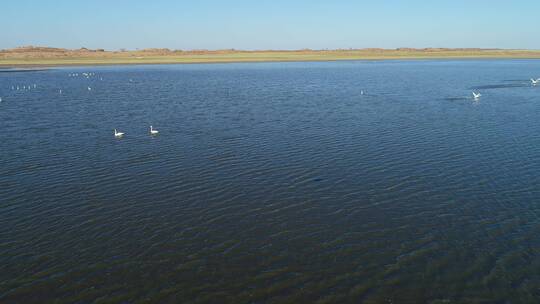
xmin=150 ymin=126 xmax=159 ymax=135
xmin=531 ymin=78 xmax=540 ymax=85
xmin=88 ymin=87 xmax=92 ymax=91
xmin=472 ymin=92 xmax=482 ymax=100
xmin=114 ymin=129 xmax=124 ymax=138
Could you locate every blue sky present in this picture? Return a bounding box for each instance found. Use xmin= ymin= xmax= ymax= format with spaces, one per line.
xmin=1 ymin=0 xmax=539 ymax=50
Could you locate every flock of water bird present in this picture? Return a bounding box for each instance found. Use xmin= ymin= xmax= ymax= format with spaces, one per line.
xmin=1 ymin=71 xmax=159 ymax=138
xmin=1 ymin=71 xmax=539 ymax=137
xmin=1 ymin=83 xmax=38 ymax=102
xmin=7 ymin=84 xmax=37 ymax=91
xmin=68 ymin=72 xmax=99 ymax=79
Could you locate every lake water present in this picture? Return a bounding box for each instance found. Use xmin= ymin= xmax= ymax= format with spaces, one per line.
xmin=1 ymin=60 xmax=540 ymax=303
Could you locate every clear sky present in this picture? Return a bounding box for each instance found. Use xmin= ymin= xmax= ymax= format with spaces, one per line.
xmin=1 ymin=0 xmax=539 ymax=50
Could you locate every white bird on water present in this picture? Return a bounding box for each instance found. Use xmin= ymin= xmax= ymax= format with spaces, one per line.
xmin=531 ymin=78 xmax=540 ymax=85
xmin=114 ymin=129 xmax=124 ymax=138
xmin=88 ymin=87 xmax=92 ymax=91
xmin=150 ymin=126 xmax=159 ymax=135
xmin=472 ymin=92 xmax=482 ymax=100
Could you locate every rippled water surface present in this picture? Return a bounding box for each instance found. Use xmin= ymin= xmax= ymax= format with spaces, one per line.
xmin=2 ymin=60 xmax=540 ymax=303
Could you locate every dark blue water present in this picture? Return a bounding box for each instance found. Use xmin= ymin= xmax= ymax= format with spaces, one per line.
xmin=2 ymin=60 xmax=540 ymax=303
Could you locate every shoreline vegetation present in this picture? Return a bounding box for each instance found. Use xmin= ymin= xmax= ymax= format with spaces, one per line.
xmin=2 ymin=46 xmax=540 ymax=67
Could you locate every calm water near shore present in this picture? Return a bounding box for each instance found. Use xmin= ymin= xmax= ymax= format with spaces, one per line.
xmin=2 ymin=60 xmax=540 ymax=303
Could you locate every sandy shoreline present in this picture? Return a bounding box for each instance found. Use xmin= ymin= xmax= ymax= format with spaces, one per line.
xmin=2 ymin=47 xmax=540 ymax=68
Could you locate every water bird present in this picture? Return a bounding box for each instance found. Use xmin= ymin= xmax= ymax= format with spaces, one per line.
xmin=59 ymin=89 xmax=63 ymax=94
xmin=114 ymin=129 xmax=124 ymax=138
xmin=150 ymin=126 xmax=159 ymax=135
xmin=532 ymin=78 xmax=540 ymax=85
xmin=88 ymin=87 xmax=92 ymax=91
xmin=472 ymin=92 xmax=482 ymax=100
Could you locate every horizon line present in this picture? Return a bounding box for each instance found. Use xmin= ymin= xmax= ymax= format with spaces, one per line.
xmin=3 ymin=46 xmax=540 ymax=52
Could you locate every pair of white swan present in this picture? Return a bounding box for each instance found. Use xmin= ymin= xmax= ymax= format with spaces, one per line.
xmin=471 ymin=77 xmax=538 ymax=101
xmin=114 ymin=126 xmax=159 ymax=138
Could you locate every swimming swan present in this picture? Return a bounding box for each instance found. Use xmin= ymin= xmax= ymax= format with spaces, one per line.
xmin=150 ymin=126 xmax=159 ymax=135
xmin=114 ymin=129 xmax=124 ymax=138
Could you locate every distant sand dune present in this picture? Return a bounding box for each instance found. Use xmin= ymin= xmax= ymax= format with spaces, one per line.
xmin=2 ymin=46 xmax=540 ymax=66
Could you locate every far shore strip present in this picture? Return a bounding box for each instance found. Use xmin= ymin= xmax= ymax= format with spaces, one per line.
xmin=2 ymin=48 xmax=540 ymax=67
